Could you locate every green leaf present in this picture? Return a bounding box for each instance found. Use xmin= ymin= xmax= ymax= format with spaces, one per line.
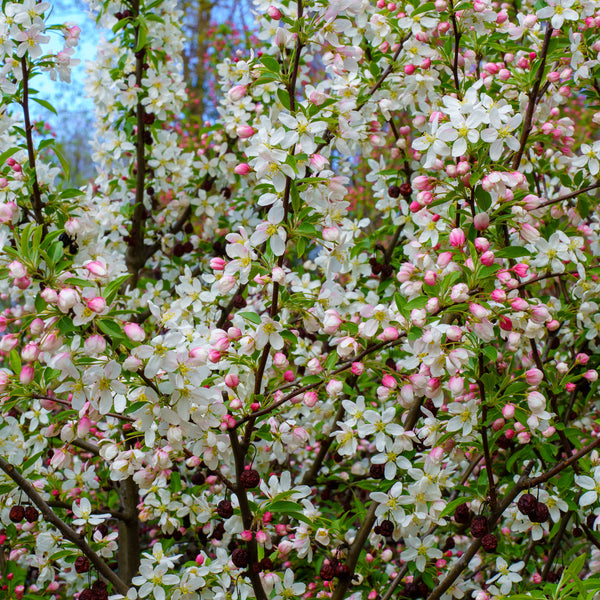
xmin=324 ymin=350 xmax=338 ymax=370
xmin=22 ymin=450 xmax=44 ymax=473
xmin=406 ymin=296 xmax=429 ymax=311
xmin=481 ymin=346 xmax=498 ymax=363
xmin=277 ymin=88 xmax=291 ymax=110
xmin=135 ymin=17 xmax=147 ymax=52
xmin=495 ymin=246 xmax=531 ymax=259
xmin=260 ymin=55 xmax=281 ymax=74
xmin=239 ymin=311 xmax=261 ymax=325
xmin=9 ymin=349 xmax=21 ymax=375
xmin=60 ymin=188 xmax=85 ymax=199
xmin=475 ymin=186 xmax=492 ymax=211
xmin=439 ymin=496 xmax=473 ymax=518
xmin=51 ymin=144 xmax=70 ymax=182
xmin=410 ymin=1 xmax=435 ymax=16
xmin=170 ymin=471 xmax=181 ymax=493
xmin=97 ymin=319 xmax=125 ymax=342
xmin=0 ymin=146 xmax=20 ymax=166
xmin=280 ymin=330 xmax=297 ymax=345
xmin=31 ymin=97 xmax=57 ymax=115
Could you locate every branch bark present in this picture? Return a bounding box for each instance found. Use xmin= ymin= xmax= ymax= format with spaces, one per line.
xmin=0 ymin=456 xmax=129 ymax=595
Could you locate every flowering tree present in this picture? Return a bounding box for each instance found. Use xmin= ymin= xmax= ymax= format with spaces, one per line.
xmin=4 ymin=0 xmax=600 ymax=599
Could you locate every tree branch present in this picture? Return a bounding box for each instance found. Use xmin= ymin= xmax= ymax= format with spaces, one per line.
xmin=0 ymin=456 xmax=129 ymax=595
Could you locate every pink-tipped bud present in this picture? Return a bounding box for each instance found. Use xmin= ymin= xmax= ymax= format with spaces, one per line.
xmin=449 ymin=228 xmax=465 ymax=248
xmin=283 ymin=369 xmax=294 ymax=382
xmin=525 ymin=368 xmax=543 ymax=386
xmin=267 ymin=5 xmax=282 ymax=18
xmin=234 ymin=163 xmax=250 ymax=175
xmin=85 ymin=260 xmax=108 ymax=278
xmin=303 ymin=391 xmax=318 ymax=407
xmin=473 ymin=212 xmax=489 ymax=231
xmin=228 ymin=84 xmax=247 ymax=101
xmin=237 ymin=125 xmax=256 ymax=139
xmin=351 ymin=361 xmax=365 ymax=375
xmin=225 ymin=373 xmax=239 ymax=388
xmin=20 ymin=365 xmax=34 ymax=384
xmin=124 ymin=322 xmax=145 ymax=342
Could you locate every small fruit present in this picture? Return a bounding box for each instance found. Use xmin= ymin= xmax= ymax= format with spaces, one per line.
xmin=75 ymin=556 xmax=90 ymax=574
xmin=320 ymin=562 xmax=335 ymax=581
xmin=388 ymin=185 xmax=401 ymax=198
xmin=470 ymin=515 xmax=488 ymax=538
xmin=399 ymin=182 xmax=412 ymax=197
xmin=232 ymin=548 xmax=249 ymax=568
xmin=369 ymin=463 xmax=385 ymax=479
xmin=260 ymin=557 xmax=273 ymax=571
xmin=79 ymin=589 xmax=94 ymax=600
xmin=217 ymin=500 xmax=234 ymax=519
xmin=335 ymin=563 xmax=350 ymax=579
xmin=530 ymin=502 xmax=549 ymax=523
xmin=240 ymin=469 xmax=260 ymax=489
xmin=454 ymin=503 xmax=471 ymax=525
xmin=517 ymin=493 xmax=537 ymax=516
xmin=24 ymin=506 xmax=39 ymax=523
xmin=9 ymin=505 xmax=25 ymax=523
xmin=379 ymin=519 xmax=394 ymax=537
xmin=481 ymin=533 xmax=498 ymax=552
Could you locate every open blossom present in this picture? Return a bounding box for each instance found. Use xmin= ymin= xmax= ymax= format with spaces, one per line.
xmin=401 ymin=535 xmax=443 ymax=572
xmin=72 ymin=497 xmax=110 ymax=526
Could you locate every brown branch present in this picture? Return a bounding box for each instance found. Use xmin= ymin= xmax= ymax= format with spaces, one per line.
xmin=20 ymin=58 xmax=45 ymax=231
xmin=538 ymin=181 xmax=600 ymax=209
xmin=0 ymin=456 xmax=129 ymax=595
xmin=478 ymin=354 xmax=497 ymax=512
xmin=331 ymin=502 xmax=378 ymax=600
xmin=511 ymin=25 xmax=553 ymax=170
xmin=228 ymin=429 xmax=268 ymax=600
xmin=448 ymin=0 xmax=462 ymax=93
xmin=541 ymin=512 xmax=571 ymax=580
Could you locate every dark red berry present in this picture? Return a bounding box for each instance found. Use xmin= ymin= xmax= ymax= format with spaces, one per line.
xmin=24 ymin=506 xmax=39 ymax=523
xmin=371 ymin=262 xmax=382 ymax=275
xmin=379 ymin=520 xmax=394 ymax=537
xmin=587 ymin=514 xmax=596 ymax=529
xmin=496 ymin=434 xmax=511 ymax=449
xmin=232 ymin=548 xmax=249 ymax=568
xmin=173 ymin=244 xmax=185 ymax=257
xmin=240 ymin=469 xmax=260 ymax=489
xmin=399 ymin=182 xmax=412 ymax=197
xmin=260 ymin=557 xmax=273 ymax=571
xmin=182 ymin=241 xmax=194 ymax=254
xmin=388 ymin=184 xmax=401 ymax=198
xmin=92 ymin=580 xmax=108 ymax=600
xmin=320 ymin=563 xmax=335 ymax=581
xmin=481 ymin=533 xmax=498 ymax=552
xmin=373 ymin=525 xmax=381 ymax=535
xmin=573 ymin=526 xmax=583 ymax=537
xmin=95 ymin=524 xmax=109 ymax=537
xmin=442 ymin=537 xmax=455 ymax=551
xmin=470 ymin=515 xmax=488 ymax=538
xmin=232 ymin=294 xmax=247 ymax=308
xmin=80 ymin=590 xmax=94 ymax=600
xmin=115 ymin=11 xmax=123 ymax=19
xmin=454 ymin=503 xmax=471 ymax=525
xmin=220 ymin=187 xmax=232 ymax=199
xmin=75 ymin=556 xmax=90 ymax=574
xmin=517 ymin=493 xmax=537 ymax=516
xmin=335 ymin=563 xmax=350 ymax=579
xmin=200 ymin=178 xmax=213 ymax=192
xmin=530 ymin=502 xmax=549 ymax=523
xmin=190 ymin=470 xmax=205 ymax=485
xmin=217 ymin=500 xmax=234 ymax=519
xmin=369 ymin=463 xmax=385 ymax=479
xmin=9 ymin=505 xmax=25 ymax=523
xmin=184 ymin=223 xmax=194 ymax=234
xmin=381 ymin=264 xmax=393 ymax=279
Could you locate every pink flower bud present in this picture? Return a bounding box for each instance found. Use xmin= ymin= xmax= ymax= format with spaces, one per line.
xmin=228 ymin=84 xmax=247 ymax=101
xmin=84 ymin=334 xmax=106 ymax=355
xmin=228 ymin=326 xmax=242 ymax=340
xmin=41 ymin=288 xmax=58 ymax=303
xmin=87 ymin=296 xmax=106 ymax=313
xmin=283 ymin=369 xmax=294 ymax=382
xmin=499 ymin=316 xmax=512 ymax=331
xmin=469 ymin=303 xmax=489 ymax=319
xmin=382 ymin=374 xmax=397 ymax=389
xmin=351 ymin=361 xmax=365 ymax=375
xmin=437 ymin=251 xmax=452 ymax=267
xmin=424 ymin=270 xmax=437 ymax=285
xmin=473 ymin=212 xmax=489 ymax=230
xmin=124 ymin=322 xmax=145 ymax=342
xmin=510 ymin=297 xmax=529 ymax=311
xmin=310 ymin=153 xmax=328 ymax=171
xmin=241 ymin=530 xmax=253 ymax=541
xmin=303 ymin=391 xmax=318 ymax=407
xmin=0 ymin=333 xmax=18 ymax=352
xmin=381 ymin=326 xmax=399 ymax=341
xmin=525 ymin=368 xmax=543 ymax=386
xmin=208 ymin=349 xmax=221 ymax=363
xmin=210 ymin=257 xmax=226 ymax=270
xmin=225 ymin=373 xmax=239 ymax=388
xmin=326 ymin=379 xmax=343 ymax=397
xmin=492 ymin=418 xmax=505 ymax=431
xmin=236 ymin=125 xmax=256 ymax=139
xmin=576 ymin=353 xmax=590 ymax=365
xmin=85 ymin=260 xmax=108 ymax=278
xmin=57 ymin=288 xmax=79 ymax=312
xmin=585 ymin=369 xmax=599 ymax=382
xmin=8 ymin=260 xmax=26 ymax=279
xmin=446 ymin=325 xmax=463 ymax=341
xmin=267 ymin=5 xmax=282 ymax=18
xmin=273 ymin=352 xmax=288 ymax=368
xmin=530 ymin=304 xmax=550 ymax=323
xmin=490 ymin=289 xmax=506 ymax=302
xmin=234 ymin=163 xmax=250 ymax=175
xmin=21 ymin=343 xmax=39 ymax=362
xmin=480 ymin=251 xmax=495 ymax=266
xmin=19 ymin=365 xmax=34 ymax=384
xmin=309 ymin=90 xmax=328 ymax=105
xmin=449 ymin=228 xmax=465 ymax=248
xmin=449 ymin=375 xmax=463 ymax=394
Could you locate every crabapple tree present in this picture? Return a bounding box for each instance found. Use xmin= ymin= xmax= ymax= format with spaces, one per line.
xmin=3 ymin=0 xmax=600 ymax=600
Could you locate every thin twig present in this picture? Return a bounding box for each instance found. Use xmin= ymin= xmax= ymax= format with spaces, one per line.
xmin=0 ymin=456 xmax=129 ymax=595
